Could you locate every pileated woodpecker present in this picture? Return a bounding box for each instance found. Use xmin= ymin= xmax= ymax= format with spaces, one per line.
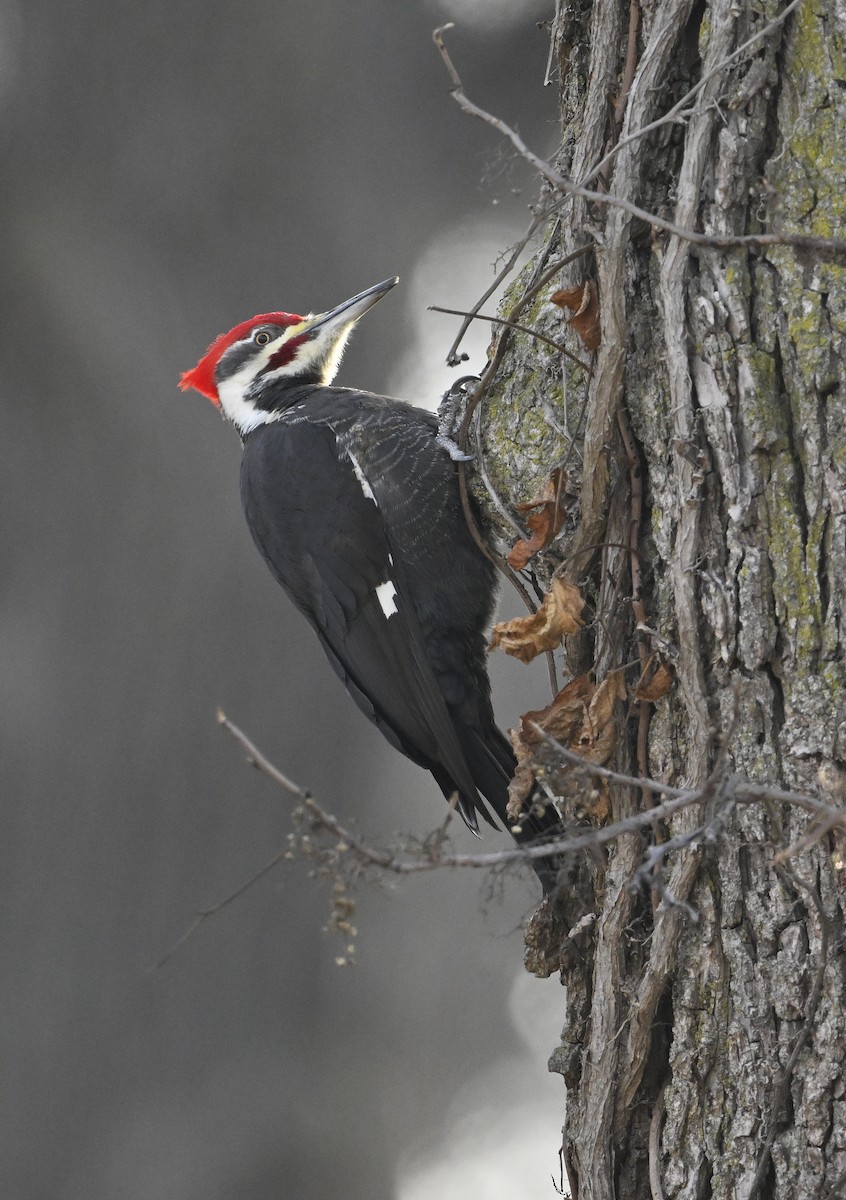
xmin=181 ymin=277 xmax=558 ymax=889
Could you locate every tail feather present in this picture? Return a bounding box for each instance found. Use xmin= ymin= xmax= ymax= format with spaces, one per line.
xmin=449 ymin=719 xmax=562 ymax=894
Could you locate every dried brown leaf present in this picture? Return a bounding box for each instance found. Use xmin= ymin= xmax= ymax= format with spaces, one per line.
xmin=581 ymin=672 xmax=626 ymax=762
xmin=489 ymin=579 xmax=585 ymax=664
xmin=506 ymin=676 xmax=593 ymax=819
xmin=506 ymin=726 xmax=537 ymax=818
xmin=551 ymin=281 xmax=601 ymax=350
xmin=506 ymin=468 xmax=567 ymax=570
xmin=633 ymin=659 xmax=674 ymax=703
xmin=507 ymin=673 xmax=624 ymax=822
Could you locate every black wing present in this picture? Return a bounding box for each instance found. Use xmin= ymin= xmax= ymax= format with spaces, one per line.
xmin=240 ymin=416 xmax=493 ymax=829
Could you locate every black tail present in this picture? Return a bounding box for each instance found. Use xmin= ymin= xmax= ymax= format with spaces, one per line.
xmin=447 ymin=719 xmax=561 ymax=894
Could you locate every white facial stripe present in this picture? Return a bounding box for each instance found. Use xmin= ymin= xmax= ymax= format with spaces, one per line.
xmin=216 ymin=323 xmax=310 ymax=433
xmin=217 ymin=368 xmax=270 ymax=433
xmin=376 ymin=580 xmax=398 ymax=618
xmin=347 ymin=451 xmax=377 ymax=504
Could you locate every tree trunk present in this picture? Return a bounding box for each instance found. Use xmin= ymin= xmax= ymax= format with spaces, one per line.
xmin=475 ymin=2 xmax=846 ymax=1196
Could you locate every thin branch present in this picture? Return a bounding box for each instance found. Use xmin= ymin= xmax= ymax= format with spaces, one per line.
xmin=433 ymin=22 xmax=580 ymax=191
xmin=542 ymin=0 xmax=562 ymax=88
xmin=470 ymin=401 xmax=528 ymax=539
xmin=530 ymin=724 xmax=845 ymax=821
xmin=735 ymin=779 xmax=843 ymax=818
xmin=516 ymin=245 xmax=594 ymax=316
xmin=430 ymin=304 xmax=592 ymax=372
xmin=156 ymin=847 xmax=288 ymax=967
xmin=224 ymin=712 xmax=846 ymax=870
xmin=224 ymin=714 xmax=684 ymax=867
xmin=634 ymin=796 xmax=736 ymax=914
xmin=432 ymin=22 xmax=846 ymax=265
xmin=217 ymin=711 xmax=405 ymax=872
xmin=443 ymin=211 xmax=545 ymax=366
xmin=216 ymin=708 xmax=303 ymax=797
xmin=162 ymin=713 xmax=845 ymax=963
xmin=613 ymin=0 xmax=642 ymax=132
xmin=648 ymin=1083 xmax=667 ymax=1200
xmin=774 ymin=805 xmax=845 ymax=863
xmin=450 ymin=226 xmax=569 ymax=613
xmin=584 ymin=0 xmax=802 ymax=188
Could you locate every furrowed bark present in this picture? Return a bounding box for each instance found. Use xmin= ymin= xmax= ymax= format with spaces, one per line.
xmin=474 ymin=2 xmax=846 ymax=1195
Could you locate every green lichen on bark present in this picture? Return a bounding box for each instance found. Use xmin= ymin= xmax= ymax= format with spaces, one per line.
xmin=763 ymin=1 xmax=846 ymax=741
xmin=473 ymin=246 xmax=582 ymax=550
xmin=764 ymin=452 xmax=823 ymax=670
xmin=773 ymin=1 xmax=846 ymax=241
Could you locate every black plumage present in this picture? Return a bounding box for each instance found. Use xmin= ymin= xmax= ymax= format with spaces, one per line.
xmin=241 ymin=387 xmax=500 ymax=823
xmin=240 ymin=385 xmax=559 ymax=888
xmin=181 ymin=279 xmax=560 ymax=891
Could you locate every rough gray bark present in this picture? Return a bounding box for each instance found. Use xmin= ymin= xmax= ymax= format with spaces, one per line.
xmin=473 ymin=2 xmax=846 ymax=1196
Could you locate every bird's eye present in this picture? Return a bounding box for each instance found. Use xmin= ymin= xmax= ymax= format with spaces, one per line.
xmin=254 ymin=330 xmax=272 ymax=346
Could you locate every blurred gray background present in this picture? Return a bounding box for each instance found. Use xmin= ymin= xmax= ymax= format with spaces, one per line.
xmin=0 ymin=1 xmax=566 ymax=1196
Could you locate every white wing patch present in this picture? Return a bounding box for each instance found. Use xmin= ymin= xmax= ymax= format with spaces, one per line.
xmin=344 ymin=446 xmax=393 ymax=616
xmin=376 ymin=580 xmax=398 ymax=618
xmin=346 ymin=450 xmax=377 ymax=504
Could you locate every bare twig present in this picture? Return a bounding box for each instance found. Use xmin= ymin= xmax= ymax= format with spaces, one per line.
xmin=217 ymin=711 xmax=408 ymax=872
xmin=613 ymin=0 xmax=642 ymax=131
xmin=529 ymin=724 xmax=845 ymax=822
xmin=432 ymin=22 xmax=846 ymax=264
xmin=543 ymin=0 xmax=562 ymax=88
xmin=160 ymin=723 xmax=696 ymax=964
xmin=161 ymin=714 xmax=845 ymax=962
xmin=649 ymin=1083 xmax=667 ymax=1200
xmin=157 ymin=847 xmax=288 ymax=967
xmin=515 ymin=246 xmax=594 ymax=317
xmin=470 ymin=403 xmax=528 ymax=539
xmin=216 ymin=708 xmax=303 ymax=796
xmin=584 ymin=0 xmax=803 ymax=188
xmin=736 ymin=779 xmax=843 ymax=818
xmin=225 ymin=714 xmax=693 ymax=866
xmin=634 ymin=795 xmax=736 ymax=913
xmin=455 ymin=221 xmax=566 ymax=450
xmin=443 ymin=211 xmax=544 ymax=366
xmin=437 ymin=237 xmax=593 ymax=379
xmin=224 ymin=711 xmax=846 ymax=869
xmin=774 ymin=805 xmax=845 ymax=863
xmin=430 ymin=304 xmax=591 ymax=372
xmin=449 ymin=227 xmax=570 ymax=613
